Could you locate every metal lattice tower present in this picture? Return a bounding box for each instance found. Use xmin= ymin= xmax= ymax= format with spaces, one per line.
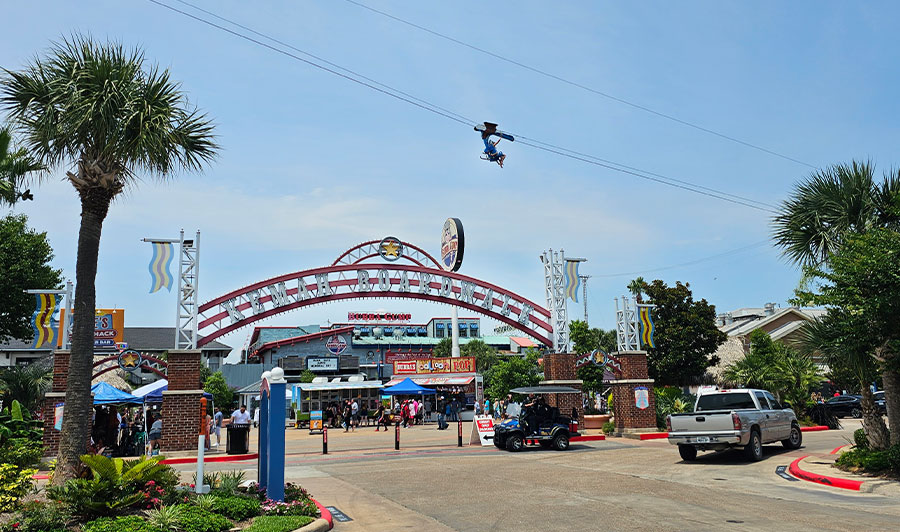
xmin=176 ymin=230 xmax=200 ymax=350
xmin=542 ymin=249 xmax=570 ymax=352
xmin=615 ymin=295 xmax=640 ymax=352
xmin=579 ymin=274 xmax=592 ymax=325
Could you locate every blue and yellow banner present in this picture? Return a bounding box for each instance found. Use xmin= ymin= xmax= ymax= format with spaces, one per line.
xmin=148 ymin=242 xmax=174 ymax=293
xmin=564 ymin=260 xmax=581 ymax=302
xmin=639 ymin=306 xmax=655 ymax=348
xmin=31 ymin=293 xmax=60 ymax=348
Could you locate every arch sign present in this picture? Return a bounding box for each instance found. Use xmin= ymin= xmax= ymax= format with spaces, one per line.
xmin=197 ymin=239 xmax=552 ymax=347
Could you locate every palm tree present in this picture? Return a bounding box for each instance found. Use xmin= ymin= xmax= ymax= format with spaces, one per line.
xmin=1 ymin=35 xmax=217 ymax=484
xmin=0 ymin=125 xmax=43 ymax=204
xmin=774 ymin=160 xmax=900 ymax=446
xmin=0 ymin=361 xmax=52 ymax=413
xmin=627 ymin=277 xmax=646 ymax=303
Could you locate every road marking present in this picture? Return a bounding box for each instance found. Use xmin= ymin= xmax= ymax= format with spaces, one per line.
xmin=776 ymin=465 xmax=799 ymax=481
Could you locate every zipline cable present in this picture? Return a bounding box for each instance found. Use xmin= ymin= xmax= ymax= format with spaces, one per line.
xmin=595 ymin=239 xmax=771 ymax=278
xmin=343 ymin=0 xmax=817 ymax=170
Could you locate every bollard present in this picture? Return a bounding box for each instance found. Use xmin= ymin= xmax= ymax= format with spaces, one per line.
xmin=457 ymin=419 xmax=463 ymax=447
xmin=323 ymin=426 xmax=328 ymax=455
xmin=395 ymin=423 xmax=400 ymax=450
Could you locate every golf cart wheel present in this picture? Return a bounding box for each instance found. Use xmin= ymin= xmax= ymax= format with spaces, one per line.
xmin=552 ymin=433 xmax=570 ymax=451
xmin=782 ymin=423 xmax=803 ymax=450
xmin=493 ymin=437 xmax=505 ymax=449
xmin=678 ymin=445 xmax=698 ymax=461
xmin=506 ymin=434 xmax=525 ymax=452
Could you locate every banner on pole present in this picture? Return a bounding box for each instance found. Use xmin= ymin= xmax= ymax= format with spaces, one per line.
xmin=564 ymin=260 xmax=581 ymax=302
xmin=31 ymin=293 xmax=61 ymax=348
xmin=148 ymin=241 xmax=175 ymax=293
xmin=639 ymin=306 xmax=655 ymax=348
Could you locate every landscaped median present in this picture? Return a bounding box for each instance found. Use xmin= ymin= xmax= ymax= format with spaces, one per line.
xmin=788 ymin=455 xmax=864 ymax=491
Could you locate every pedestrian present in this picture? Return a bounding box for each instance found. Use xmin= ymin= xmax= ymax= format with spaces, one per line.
xmin=342 ymin=401 xmax=352 ymax=432
xmin=213 ymin=407 xmax=223 ymax=448
xmin=475 ymin=400 xmax=483 ymax=416
xmin=230 ymin=405 xmax=251 ymax=425
xmin=205 ymin=412 xmax=213 ymax=451
xmin=484 ymin=398 xmax=491 ymax=417
xmin=409 ymin=399 xmax=418 ymax=425
xmin=148 ymin=413 xmax=162 ymax=454
xmin=437 ymin=396 xmax=447 ymax=430
xmin=351 ymin=398 xmax=359 ymax=431
xmin=374 ymin=403 xmax=386 ymax=431
xmin=424 ymin=397 xmax=433 ymax=423
xmin=401 ymin=400 xmax=411 ymax=428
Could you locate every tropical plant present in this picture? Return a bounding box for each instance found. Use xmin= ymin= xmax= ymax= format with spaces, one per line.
xmin=193 ymin=494 xmax=217 ymax=512
xmin=260 ymin=498 xmax=318 ymax=517
xmin=774 ymin=161 xmax=900 ymax=446
xmin=243 ymin=516 xmax=316 ymax=532
xmin=0 ymin=400 xmax=43 ymax=468
xmin=460 ymin=339 xmax=499 ymax=373
xmin=4 ymin=500 xmax=73 ymax=532
xmin=208 ymin=495 xmax=261 ymax=520
xmin=214 ymin=469 xmax=245 ymax=496
xmin=1 ymin=35 xmax=218 ymax=484
xmin=0 ymin=463 xmax=36 ymax=512
xmin=171 ymin=505 xmax=232 ymax=532
xmin=145 ymin=504 xmax=184 ymax=532
xmin=0 ymin=125 xmax=42 ymax=205
xmin=655 ymin=387 xmax=694 ymax=430
xmin=627 ymin=276 xmax=646 ymax=303
xmin=82 ymin=515 xmax=162 ymax=532
xmin=432 ymin=337 xmax=452 ymax=358
xmin=0 ymin=363 xmax=52 ymax=413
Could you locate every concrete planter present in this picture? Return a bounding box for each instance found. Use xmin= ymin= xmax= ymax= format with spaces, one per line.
xmin=583 ymin=414 xmax=612 ymax=429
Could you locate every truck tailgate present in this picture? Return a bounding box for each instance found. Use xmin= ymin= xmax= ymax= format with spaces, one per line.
xmin=669 ymin=411 xmax=736 ymax=434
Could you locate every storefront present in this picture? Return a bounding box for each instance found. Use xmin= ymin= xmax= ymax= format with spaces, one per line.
xmin=383 ymin=356 xmax=483 ymax=420
xmin=291 ymin=379 xmax=384 ymax=415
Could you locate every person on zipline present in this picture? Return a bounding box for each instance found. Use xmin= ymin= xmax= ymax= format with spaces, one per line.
xmin=482 ymin=133 xmax=506 ymax=167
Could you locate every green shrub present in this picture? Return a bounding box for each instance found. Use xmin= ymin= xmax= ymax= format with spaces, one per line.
xmin=215 ymin=470 xmax=245 ymax=496
xmin=0 ymin=437 xmax=43 ymax=468
xmin=48 ymin=477 xmax=143 ymax=516
xmin=854 ymin=428 xmax=869 ymax=450
xmin=1 ymin=500 xmax=72 ymax=532
xmin=209 ymin=495 xmax=261 ymax=520
xmin=244 ymin=515 xmax=315 ymax=532
xmin=888 ymin=444 xmax=900 ymax=475
xmin=261 ymin=498 xmax=318 ymax=517
xmin=835 ymin=445 xmax=899 ymax=474
xmin=173 ymin=504 xmax=232 ymax=532
xmin=283 ymin=483 xmax=311 ymax=504
xmin=145 ymin=504 xmax=184 ymax=532
xmin=0 ymin=463 xmax=36 ymax=513
xmin=602 ymin=421 xmax=615 ymax=435
xmin=82 ymin=515 xmax=162 ymax=532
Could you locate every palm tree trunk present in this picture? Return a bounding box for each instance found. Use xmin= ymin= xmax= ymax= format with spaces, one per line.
xmin=860 ymin=386 xmax=890 ymax=450
xmin=882 ymin=367 xmax=900 ymax=446
xmin=52 ymin=196 xmax=108 ymax=486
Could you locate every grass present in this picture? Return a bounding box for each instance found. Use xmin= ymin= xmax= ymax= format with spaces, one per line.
xmin=244 ymin=515 xmax=316 ymax=532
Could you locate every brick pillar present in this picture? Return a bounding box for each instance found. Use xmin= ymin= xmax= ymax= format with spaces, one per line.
xmin=610 ymin=350 xmax=657 ymax=434
xmin=160 ymin=350 xmax=204 ymax=452
xmin=43 ymin=351 xmax=83 ymax=457
xmin=539 ymin=352 xmax=584 ymax=427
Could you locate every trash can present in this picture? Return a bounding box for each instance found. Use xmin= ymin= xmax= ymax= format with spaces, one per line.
xmin=226 ymin=423 xmax=250 ymax=455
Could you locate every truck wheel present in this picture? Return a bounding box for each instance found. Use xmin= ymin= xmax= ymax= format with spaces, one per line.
xmin=782 ymin=424 xmax=802 ymax=449
xmin=851 ymin=407 xmax=862 ymax=419
xmin=552 ymin=434 xmax=570 ymax=451
xmin=678 ymin=445 xmax=698 ymax=461
xmin=506 ymin=434 xmax=525 ymax=452
xmin=744 ymin=429 xmax=763 ymax=461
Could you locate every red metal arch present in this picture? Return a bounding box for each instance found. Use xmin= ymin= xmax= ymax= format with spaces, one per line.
xmin=92 ymin=354 xmax=168 ymax=380
xmin=332 ymin=240 xmax=442 ymax=269
xmin=198 ymin=264 xmax=552 ymax=347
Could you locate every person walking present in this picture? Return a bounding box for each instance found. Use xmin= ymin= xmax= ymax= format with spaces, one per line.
xmin=436 ymin=396 xmax=447 ymax=430
xmin=350 ymin=398 xmax=359 ymax=431
xmin=213 ymin=407 xmax=223 ymax=448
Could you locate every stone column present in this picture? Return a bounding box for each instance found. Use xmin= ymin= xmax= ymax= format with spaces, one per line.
xmin=42 ymin=350 xmax=76 ymax=457
xmin=610 ymin=350 xmax=657 ymax=434
xmin=539 ymin=352 xmax=584 ymax=427
xmin=160 ymin=350 xmax=204 ymax=452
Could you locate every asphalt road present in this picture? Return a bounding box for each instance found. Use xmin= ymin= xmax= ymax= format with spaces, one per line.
xmin=182 ymin=419 xmax=899 ymax=532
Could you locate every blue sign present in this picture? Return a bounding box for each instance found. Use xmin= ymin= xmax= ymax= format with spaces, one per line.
xmin=635 ymin=386 xmax=650 ymax=410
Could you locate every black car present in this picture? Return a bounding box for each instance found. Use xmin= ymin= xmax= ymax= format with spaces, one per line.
xmin=874 ymin=391 xmax=886 ymax=416
xmin=824 ymin=394 xmax=862 ymax=418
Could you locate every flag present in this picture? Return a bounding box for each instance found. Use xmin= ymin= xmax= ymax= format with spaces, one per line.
xmin=564 ymin=259 xmax=581 ymax=302
xmin=31 ymin=293 xmax=60 ymax=348
xmin=148 ymin=242 xmax=174 ymax=293
xmin=639 ymin=306 xmax=655 ymax=348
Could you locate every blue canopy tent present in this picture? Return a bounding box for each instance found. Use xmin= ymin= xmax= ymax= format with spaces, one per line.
xmin=91 ymin=382 xmax=142 ymax=405
xmin=382 ymin=378 xmax=436 ymax=396
xmin=143 ymin=384 xmax=213 ymax=403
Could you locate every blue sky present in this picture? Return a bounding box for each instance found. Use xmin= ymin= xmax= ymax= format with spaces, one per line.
xmin=2 ymin=1 xmax=898 ymax=358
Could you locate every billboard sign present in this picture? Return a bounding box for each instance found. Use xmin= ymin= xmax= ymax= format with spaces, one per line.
xmin=59 ymin=308 xmax=124 ymax=349
xmin=440 ymin=218 xmax=465 ymax=272
xmin=324 ymin=334 xmax=348 ymax=355
xmin=393 ymin=356 xmax=475 ymax=375
xmin=306 ymin=356 xmax=339 ymax=372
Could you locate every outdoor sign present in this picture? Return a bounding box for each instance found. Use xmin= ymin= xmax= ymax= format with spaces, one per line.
xmin=385 ymin=351 xmax=433 ymax=364
xmin=53 ymin=403 xmax=64 ymax=431
xmin=393 ymin=356 xmax=475 ymax=375
xmin=378 ymin=236 xmax=404 ymax=262
xmin=635 ymin=386 xmax=650 ymax=410
xmin=440 ymin=218 xmax=465 ymax=272
xmin=117 ymin=349 xmax=143 ymax=372
xmin=57 ymin=308 xmax=124 ymax=349
xmin=310 ymin=410 xmax=323 ymax=432
xmin=306 ymin=357 xmax=339 ymax=372
xmin=348 ymin=312 xmax=412 ymax=322
xmin=324 ymin=334 xmax=348 ymax=355
xmin=470 ymin=415 xmax=495 ymax=446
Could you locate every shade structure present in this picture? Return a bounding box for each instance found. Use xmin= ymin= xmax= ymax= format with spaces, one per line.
xmin=91 ymin=382 xmax=142 ymax=405
xmin=131 ymin=379 xmax=168 ymax=398
xmin=382 ymin=377 xmax=436 ymax=396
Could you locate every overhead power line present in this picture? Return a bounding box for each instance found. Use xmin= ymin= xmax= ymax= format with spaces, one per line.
xmin=343 ymin=0 xmax=817 ymax=170
xmin=150 ymin=0 xmax=777 ymax=213
xmin=595 ymin=239 xmax=771 ymax=278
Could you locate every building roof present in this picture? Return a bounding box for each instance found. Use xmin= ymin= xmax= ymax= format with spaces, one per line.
xmin=247 ymin=325 xmax=322 ymax=350
xmin=350 ymin=335 xmax=513 ymax=347
xmin=250 ymin=326 xmax=355 ymax=359
xmin=720 ymin=307 xmax=824 ymax=337
xmin=510 ymin=337 xmax=536 ymax=348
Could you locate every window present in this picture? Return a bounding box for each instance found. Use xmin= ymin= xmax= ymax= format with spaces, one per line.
xmin=436 ymin=329 xmax=444 ymax=338
xmin=827 ymin=396 xmax=847 ymax=404
xmin=763 ymin=391 xmax=782 ymax=410
xmin=696 ymin=392 xmax=756 ymax=411
xmin=459 ymin=328 xmax=468 ymax=338
xmin=754 ymin=391 xmax=771 ymax=409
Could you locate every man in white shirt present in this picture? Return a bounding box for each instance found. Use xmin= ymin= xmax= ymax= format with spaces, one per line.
xmin=230 ymin=405 xmax=252 ymax=424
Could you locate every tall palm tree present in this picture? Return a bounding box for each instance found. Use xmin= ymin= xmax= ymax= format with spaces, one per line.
xmin=774 ymin=161 xmax=900 ymax=446
xmin=627 ymin=276 xmax=646 ymax=303
xmin=0 ymin=125 xmax=42 ymax=204
xmin=1 ymin=35 xmax=217 ymax=484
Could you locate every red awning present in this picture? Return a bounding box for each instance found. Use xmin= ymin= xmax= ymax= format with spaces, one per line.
xmin=510 ymin=337 xmax=536 ymax=348
xmin=385 ymin=375 xmax=475 ymax=387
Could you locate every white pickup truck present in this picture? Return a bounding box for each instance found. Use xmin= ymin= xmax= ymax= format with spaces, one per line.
xmin=667 ymin=388 xmax=802 ymax=462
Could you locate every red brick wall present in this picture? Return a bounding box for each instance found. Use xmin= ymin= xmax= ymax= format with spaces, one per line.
xmin=42 ymin=395 xmax=67 ymax=456
xmin=544 ymin=352 xmax=577 ymax=381
xmin=540 ymin=353 xmax=584 ymax=427
xmin=51 ymin=350 xmax=70 ymax=392
xmin=166 ymin=350 xmax=201 ymax=390
xmin=160 ymin=392 xmax=204 ymax=452
xmin=619 ymin=351 xmax=648 ymax=380
xmin=612 ymin=384 xmax=656 ymax=431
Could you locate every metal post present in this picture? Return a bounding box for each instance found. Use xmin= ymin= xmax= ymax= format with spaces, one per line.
xmin=457 ymin=419 xmax=463 ymax=447
xmin=192 ymin=231 xmax=200 ymax=349
xmin=451 ymin=306 xmax=460 ymax=358
xmin=175 ymin=229 xmax=184 ymax=349
xmin=323 ymin=426 xmax=328 ymax=454
xmin=267 ymin=380 xmax=286 ymax=502
xmin=579 ymin=274 xmax=591 ymax=326
xmin=195 ymin=435 xmax=210 ymax=494
xmin=395 ymin=423 xmax=400 ymax=450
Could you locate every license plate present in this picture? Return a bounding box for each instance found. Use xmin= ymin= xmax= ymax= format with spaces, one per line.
xmin=695 ymin=436 xmax=710 ymax=443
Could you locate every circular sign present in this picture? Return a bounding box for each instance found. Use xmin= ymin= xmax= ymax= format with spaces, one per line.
xmin=378 ymin=236 xmax=404 ymax=262
xmin=440 ymin=218 xmax=465 ymax=272
xmin=325 ymin=334 xmax=348 ymax=355
xmin=117 ymin=349 xmax=143 ymax=372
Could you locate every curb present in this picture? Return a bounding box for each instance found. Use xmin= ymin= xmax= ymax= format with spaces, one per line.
xmin=571 ymin=434 xmax=606 ymax=442
xmin=313 ymin=499 xmax=334 ymax=529
xmin=830 ymin=444 xmax=848 ymax=455
xmin=788 ymin=455 xmax=863 ymax=491
xmin=160 ymin=453 xmax=258 ymax=465
xmin=296 ymin=518 xmax=331 ymax=532
xmin=800 ymin=426 xmax=830 ymax=432
xmin=638 ymin=432 xmax=669 ymax=440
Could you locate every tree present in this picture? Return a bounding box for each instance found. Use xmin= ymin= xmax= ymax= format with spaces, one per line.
xmin=637 ymin=279 xmax=726 ymax=386
xmin=0 ymin=362 xmax=51 ymax=413
xmin=203 ymin=371 xmax=236 ymax=412
xmin=460 ymin=339 xmax=498 ymax=373
xmin=432 ymin=338 xmax=452 ymax=358
xmin=569 ymin=320 xmax=616 ymax=392
xmin=485 ymin=348 xmax=543 ymax=399
xmin=0 ymin=125 xmax=42 ymax=205
xmin=0 ymin=214 xmax=63 ymax=343
xmin=773 ymin=161 xmax=900 ymax=446
xmin=1 ymin=35 xmax=218 ymax=484
xmin=627 ymin=276 xmax=646 ymax=303
xmin=299 ymin=370 xmax=316 ymax=383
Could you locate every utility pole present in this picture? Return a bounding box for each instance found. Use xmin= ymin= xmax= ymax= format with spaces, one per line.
xmin=579 ymin=274 xmax=592 ymax=326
